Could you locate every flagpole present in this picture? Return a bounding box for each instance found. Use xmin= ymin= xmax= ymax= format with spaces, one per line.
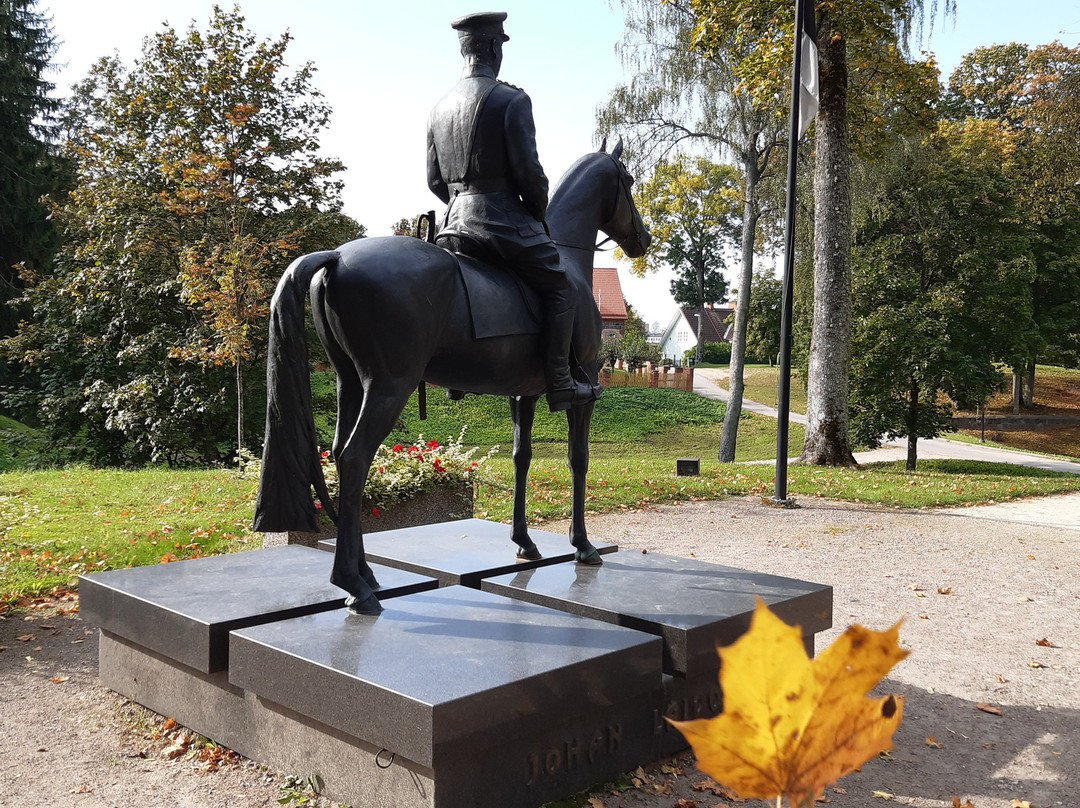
xmin=772 ymin=0 xmax=807 ymax=505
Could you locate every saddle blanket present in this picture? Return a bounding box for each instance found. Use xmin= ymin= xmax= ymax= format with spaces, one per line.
xmin=456 ymin=253 xmax=543 ymax=340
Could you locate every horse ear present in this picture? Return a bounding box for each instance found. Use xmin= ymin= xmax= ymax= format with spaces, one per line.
xmin=598 ymin=136 xmax=608 ymax=153
xmin=611 ymin=137 xmax=624 ymax=161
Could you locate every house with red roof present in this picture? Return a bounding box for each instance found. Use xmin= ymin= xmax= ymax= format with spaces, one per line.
xmin=591 ymin=267 xmax=628 ymax=341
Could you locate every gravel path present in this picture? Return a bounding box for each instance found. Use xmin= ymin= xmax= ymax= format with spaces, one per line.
xmin=2 ymin=495 xmax=1077 ymax=808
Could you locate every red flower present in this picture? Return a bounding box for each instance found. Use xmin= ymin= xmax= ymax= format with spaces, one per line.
xmin=392 ymin=444 xmax=404 ymax=452
xmin=407 ymin=445 xmax=419 ymax=454
xmin=320 ymin=450 xmax=329 ymax=458
xmin=426 ymin=439 xmax=440 ymax=448
xmin=315 ymin=501 xmax=322 ymax=509
xmin=371 ymin=507 xmax=380 ymax=516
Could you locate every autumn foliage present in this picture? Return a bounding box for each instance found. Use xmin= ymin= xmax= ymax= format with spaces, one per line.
xmin=670 ymin=598 xmax=908 ymax=807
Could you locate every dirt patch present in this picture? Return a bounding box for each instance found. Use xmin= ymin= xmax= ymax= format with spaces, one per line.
xmin=1 ymin=497 xmax=1077 ymax=808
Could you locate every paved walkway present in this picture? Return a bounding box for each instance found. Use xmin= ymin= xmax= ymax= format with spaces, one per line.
xmin=692 ymin=367 xmax=1080 ymax=530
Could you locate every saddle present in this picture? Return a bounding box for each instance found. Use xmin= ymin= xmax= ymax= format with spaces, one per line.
xmin=455 ymin=252 xmax=543 ymax=340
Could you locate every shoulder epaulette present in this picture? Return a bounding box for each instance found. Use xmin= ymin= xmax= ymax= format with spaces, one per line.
xmin=498 ymin=80 xmax=524 ymax=92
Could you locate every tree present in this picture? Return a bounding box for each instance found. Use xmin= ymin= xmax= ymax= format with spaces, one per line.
xmin=849 ymin=119 xmax=1034 ymax=470
xmin=599 ymin=0 xmax=788 ymax=462
xmin=744 ymin=271 xmax=782 ymax=365
xmin=628 ymin=155 xmax=740 ymax=363
xmin=947 ymin=43 xmax=1080 ymax=404
xmin=691 ymin=0 xmax=949 ymax=466
xmin=0 ymin=0 xmax=65 ymax=391
xmin=2 ymin=6 xmax=357 ymax=464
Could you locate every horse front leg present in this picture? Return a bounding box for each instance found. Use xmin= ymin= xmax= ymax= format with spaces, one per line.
xmin=567 ymin=399 xmax=601 ymax=565
xmin=509 ymin=395 xmax=541 ymax=560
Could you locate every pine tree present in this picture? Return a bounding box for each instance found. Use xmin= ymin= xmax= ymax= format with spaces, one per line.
xmin=0 ymin=0 xmax=64 ymax=389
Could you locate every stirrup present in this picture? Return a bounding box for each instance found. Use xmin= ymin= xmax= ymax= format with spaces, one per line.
xmin=547 ymin=381 xmax=602 ymax=412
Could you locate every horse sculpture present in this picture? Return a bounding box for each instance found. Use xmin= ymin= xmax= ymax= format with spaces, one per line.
xmin=253 ymin=140 xmax=650 ymax=614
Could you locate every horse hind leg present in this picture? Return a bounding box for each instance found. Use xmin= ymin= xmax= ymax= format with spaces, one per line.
xmin=509 ymin=395 xmax=541 ymax=560
xmin=331 ymin=379 xmax=415 ymax=615
xmin=567 ymin=400 xmax=602 ymax=565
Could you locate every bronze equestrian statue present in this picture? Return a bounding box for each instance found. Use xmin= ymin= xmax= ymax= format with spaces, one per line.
xmin=428 ymin=11 xmax=600 ymax=412
xmin=253 ymin=12 xmax=650 ymax=615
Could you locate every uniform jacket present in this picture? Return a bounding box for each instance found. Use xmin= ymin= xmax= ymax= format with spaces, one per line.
xmin=427 ymin=65 xmax=552 ymax=259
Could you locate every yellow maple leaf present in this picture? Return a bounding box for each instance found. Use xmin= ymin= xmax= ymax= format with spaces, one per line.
xmin=670 ymin=598 xmax=909 ymax=808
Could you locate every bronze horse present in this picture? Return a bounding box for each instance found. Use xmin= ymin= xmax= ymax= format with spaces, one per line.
xmin=253 ymin=141 xmax=650 ymax=614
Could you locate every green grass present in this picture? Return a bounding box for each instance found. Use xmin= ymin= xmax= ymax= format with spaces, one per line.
xmin=4 ymin=385 xmax=1079 ymax=606
xmin=0 ymin=466 xmax=259 ymax=603
xmin=712 ymin=364 xmax=808 ymax=414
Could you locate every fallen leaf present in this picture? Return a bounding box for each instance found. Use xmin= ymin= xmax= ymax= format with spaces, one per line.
xmin=70 ymin=785 xmax=92 ymax=794
xmin=953 ymin=798 xmax=975 ymax=808
xmin=673 ymin=800 xmax=697 ymax=808
xmin=670 ymin=598 xmax=907 ymax=806
xmin=16 ymin=634 xmax=34 ymax=642
xmin=936 ymin=587 xmax=953 ymax=595
xmin=50 ymin=675 xmax=70 ymax=684
xmin=873 ymin=791 xmax=894 ymax=799
xmin=1010 ymin=801 xmax=1031 ymax=808
xmin=977 ymin=703 xmax=1003 ymax=716
xmin=586 ymin=798 xmax=605 ymax=808
xmin=162 ymin=717 xmax=177 ymax=731
xmin=994 ymin=674 xmax=1009 ymax=683
xmin=1017 ymin=596 xmax=1033 ymax=603
xmin=1029 ymin=661 xmax=1047 ymax=669
xmin=925 ymin=735 xmax=942 ymax=748
xmin=1035 ymin=638 xmax=1056 ymax=648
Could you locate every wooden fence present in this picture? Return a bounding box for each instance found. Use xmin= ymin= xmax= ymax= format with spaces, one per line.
xmin=599 ymin=362 xmax=695 ymax=392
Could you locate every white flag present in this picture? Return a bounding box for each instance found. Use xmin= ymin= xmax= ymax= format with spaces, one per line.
xmin=798 ymin=0 xmax=819 ymax=137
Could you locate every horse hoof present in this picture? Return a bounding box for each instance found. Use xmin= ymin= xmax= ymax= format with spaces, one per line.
xmin=515 ymin=545 xmax=542 ymax=561
xmin=574 ymin=549 xmax=603 ymax=566
xmin=345 ymin=593 xmax=383 ymax=615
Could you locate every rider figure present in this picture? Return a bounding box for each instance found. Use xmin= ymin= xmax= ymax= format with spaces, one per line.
xmin=427 ymin=11 xmax=600 ymax=412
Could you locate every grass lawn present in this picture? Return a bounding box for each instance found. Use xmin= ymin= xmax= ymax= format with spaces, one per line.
xmin=952 ymin=365 xmax=1080 ymax=459
xmin=3 ymin=386 xmax=1079 ymax=607
xmin=711 ymin=364 xmax=809 ymax=415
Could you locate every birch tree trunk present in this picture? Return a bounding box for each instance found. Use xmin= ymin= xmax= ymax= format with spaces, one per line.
xmin=800 ymin=10 xmax=857 ymax=467
xmin=717 ymin=144 xmax=761 ymax=462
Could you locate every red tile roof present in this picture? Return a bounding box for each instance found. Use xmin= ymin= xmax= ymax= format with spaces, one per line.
xmin=592 ymin=267 xmax=628 ymax=320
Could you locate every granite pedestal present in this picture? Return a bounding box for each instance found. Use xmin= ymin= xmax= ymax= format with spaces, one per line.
xmin=318 ymin=517 xmax=617 ymax=586
xmin=231 ymin=587 xmax=663 ymax=807
xmin=482 ymin=552 xmax=833 ymax=756
xmin=83 ymin=521 xmax=834 ymax=807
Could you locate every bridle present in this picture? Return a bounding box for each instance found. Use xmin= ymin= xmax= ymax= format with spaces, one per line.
xmin=552 ymin=154 xmax=644 ymax=253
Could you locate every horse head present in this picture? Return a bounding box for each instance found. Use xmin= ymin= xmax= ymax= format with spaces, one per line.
xmin=597 ymin=137 xmax=650 ymax=259
xmin=548 ymin=139 xmax=651 ymax=260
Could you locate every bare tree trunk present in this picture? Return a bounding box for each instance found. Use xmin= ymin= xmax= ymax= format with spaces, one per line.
xmin=236 ymin=360 xmax=244 ymax=461
xmin=718 ymin=148 xmax=761 ymax=462
xmin=1012 ymin=367 xmax=1022 ymax=414
xmin=1025 ymin=358 xmax=1036 ymax=407
xmin=800 ymin=11 xmax=856 ymax=467
xmin=906 ymin=377 xmax=919 ymax=471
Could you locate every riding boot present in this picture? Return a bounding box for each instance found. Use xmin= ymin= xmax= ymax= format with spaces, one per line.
xmin=543 ymin=287 xmax=602 ymax=412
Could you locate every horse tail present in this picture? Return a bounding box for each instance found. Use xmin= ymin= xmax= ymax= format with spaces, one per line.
xmin=253 ymin=250 xmax=340 ymax=534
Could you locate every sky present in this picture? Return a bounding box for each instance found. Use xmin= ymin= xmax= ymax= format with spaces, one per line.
xmin=41 ymin=0 xmax=1080 ymax=327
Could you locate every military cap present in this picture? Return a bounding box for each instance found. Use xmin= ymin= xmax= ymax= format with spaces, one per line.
xmin=451 ymin=11 xmax=509 ymax=41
